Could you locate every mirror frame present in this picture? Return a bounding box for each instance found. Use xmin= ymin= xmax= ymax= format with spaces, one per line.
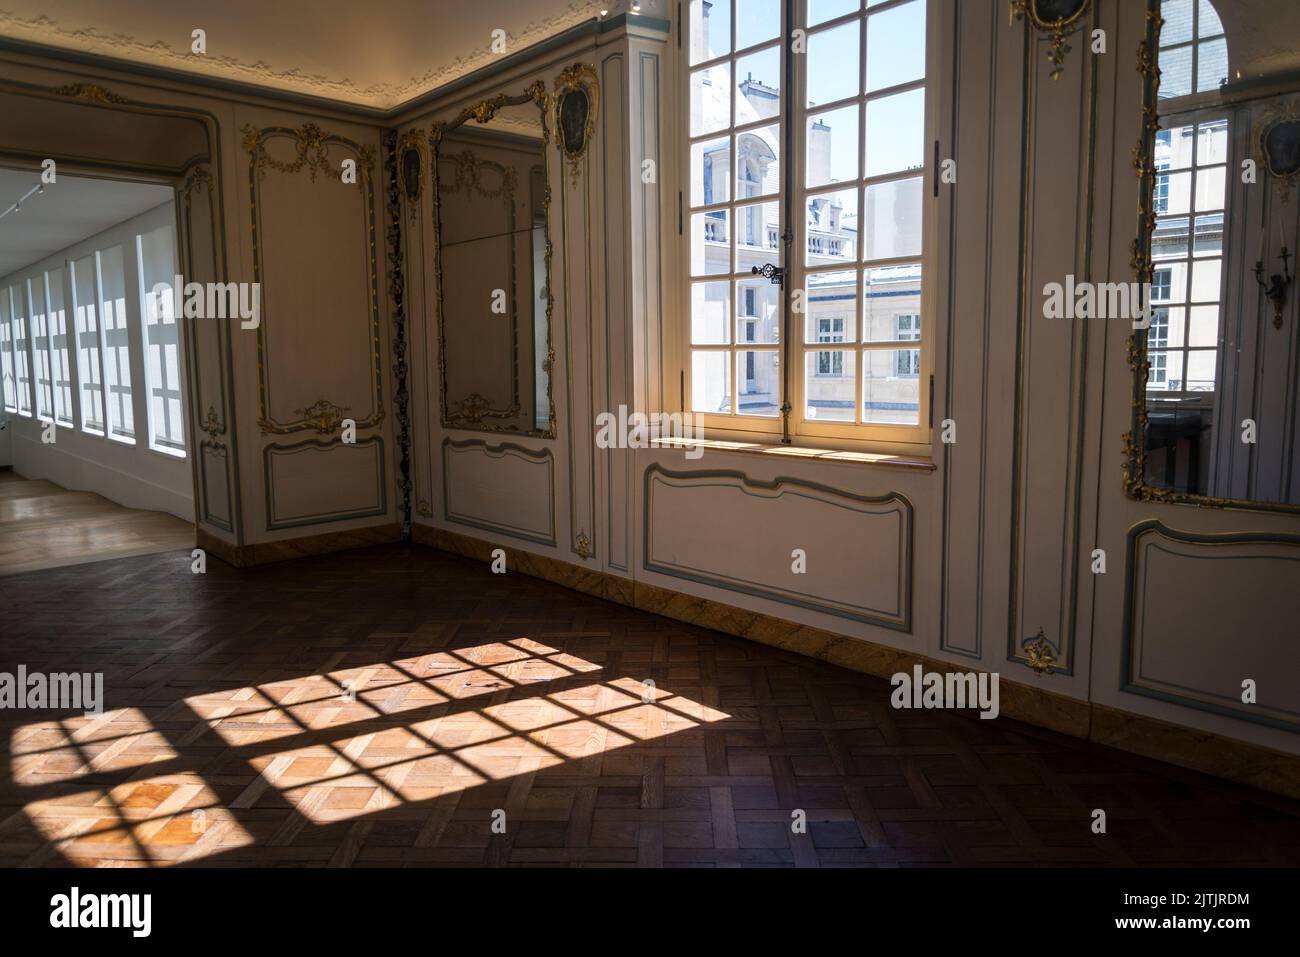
xmin=1124 ymin=0 xmax=1300 ymax=515
xmin=429 ymin=80 xmax=556 ymax=438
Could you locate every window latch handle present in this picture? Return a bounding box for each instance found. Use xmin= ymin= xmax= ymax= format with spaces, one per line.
xmin=751 ymin=263 xmax=784 ymax=288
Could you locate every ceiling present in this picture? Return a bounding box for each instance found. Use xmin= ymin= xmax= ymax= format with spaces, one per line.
xmin=0 ymin=0 xmax=612 ymax=111
xmin=0 ymin=168 xmax=172 ymax=277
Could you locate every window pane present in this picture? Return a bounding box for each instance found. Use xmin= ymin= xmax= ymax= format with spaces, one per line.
xmin=736 ymin=124 xmax=780 ymax=199
xmin=736 ymin=0 xmax=780 ymax=51
xmin=689 ymin=0 xmax=731 ymax=65
xmin=863 ymin=176 xmax=922 ymax=261
xmin=1196 ymin=119 xmax=1229 ymax=166
xmin=1161 ymin=351 xmax=1186 ymax=391
xmin=806 ymin=104 xmax=859 ymax=188
xmin=692 ymin=281 xmax=732 ymax=344
xmin=863 ymin=264 xmax=922 ymax=342
xmin=805 ymin=350 xmax=855 ymax=422
xmin=72 ymin=255 xmax=104 ymax=432
xmin=692 ymin=350 xmax=731 ymax=413
xmin=1162 ymin=171 xmax=1191 ymax=216
xmin=99 ymin=244 xmax=134 ymax=440
xmin=1189 ymin=258 xmax=1221 ymax=303
xmin=806 ymin=188 xmax=856 ymax=266
xmin=865 ymin=0 xmax=925 ymax=94
xmin=28 ymin=278 xmax=52 ymax=419
xmin=1153 ymin=215 xmax=1190 ymax=259
xmin=862 ymin=349 xmax=919 ymax=424
xmin=1192 ymin=213 xmax=1222 ymax=256
xmin=1196 ymin=37 xmax=1227 ymax=93
xmin=690 ymin=63 xmax=731 ymax=137
xmin=809 ymin=0 xmax=858 ymax=28
xmin=807 ymin=21 xmax=859 ymax=107
xmin=864 ymin=88 xmax=925 ymax=178
xmin=139 ymin=223 xmax=184 ymax=452
xmin=737 ymin=350 xmax=780 ymax=416
xmin=736 ymin=199 xmax=780 ymax=265
xmin=1188 ymin=305 xmax=1219 ymax=347
xmin=736 ymin=45 xmax=781 ymax=123
xmin=1159 ymin=45 xmax=1192 ymax=99
xmin=1185 ymin=348 xmax=1216 ymax=390
xmin=0 ymin=287 xmax=13 ymax=410
xmin=691 ymin=136 xmax=730 ymax=208
xmin=691 ymin=211 xmax=731 ymax=276
xmin=1153 ymin=261 xmax=1188 ymax=303
xmin=736 ymin=278 xmax=780 ymax=343
xmin=12 ymin=284 xmax=31 ymax=414
xmin=1165 ymin=306 xmax=1187 ymax=348
xmin=46 ymin=269 xmax=73 ymax=426
xmin=805 ymin=270 xmax=857 ymax=343
xmin=1155 ymin=126 xmax=1192 ymax=171
xmin=1161 ymin=0 xmax=1193 ymax=45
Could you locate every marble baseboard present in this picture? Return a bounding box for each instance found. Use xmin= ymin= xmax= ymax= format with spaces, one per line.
xmin=1091 ymin=704 xmax=1300 ymax=801
xmin=198 ymin=523 xmax=402 ymax=568
xmin=418 ymin=524 xmax=1300 ymax=800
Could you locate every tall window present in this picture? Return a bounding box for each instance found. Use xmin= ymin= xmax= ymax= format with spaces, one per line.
xmin=137 ymin=225 xmax=184 ymax=453
xmin=1151 ymin=0 xmax=1229 ymax=403
xmin=71 ymin=255 xmax=106 ymax=434
xmin=46 ymin=268 xmax=74 ymax=427
xmin=28 ymin=278 xmax=54 ymax=420
xmin=1158 ymin=0 xmax=1228 ymax=100
xmin=685 ymin=0 xmax=932 ymax=446
xmin=11 ymin=284 xmax=31 ymax=415
xmin=0 ymin=287 xmax=14 ymax=411
xmin=98 ymin=244 xmax=134 ymax=442
xmin=1148 ymin=117 xmax=1226 ymax=396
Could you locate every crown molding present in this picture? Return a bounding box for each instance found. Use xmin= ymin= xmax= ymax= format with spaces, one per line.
xmin=0 ymin=9 xmax=671 ymax=120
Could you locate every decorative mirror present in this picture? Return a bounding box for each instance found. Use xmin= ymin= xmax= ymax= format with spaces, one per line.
xmin=1259 ymin=104 xmax=1300 ymax=201
xmin=553 ymin=63 xmax=599 ymax=183
xmin=398 ymin=130 xmax=425 ymax=209
xmin=1127 ymin=0 xmax=1300 ymax=512
xmin=430 ymin=81 xmax=555 ymax=437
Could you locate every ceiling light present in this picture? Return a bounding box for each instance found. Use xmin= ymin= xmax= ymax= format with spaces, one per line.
xmin=0 ymin=179 xmax=44 ymax=224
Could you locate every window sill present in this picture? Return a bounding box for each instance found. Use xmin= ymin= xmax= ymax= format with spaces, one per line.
xmin=650 ymin=436 xmax=937 ymax=472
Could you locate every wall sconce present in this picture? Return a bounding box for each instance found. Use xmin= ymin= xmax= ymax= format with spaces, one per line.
xmin=1255 ymin=243 xmax=1293 ymax=330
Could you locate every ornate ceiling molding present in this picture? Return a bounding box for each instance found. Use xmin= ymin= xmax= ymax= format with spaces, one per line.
xmin=0 ymin=3 xmax=597 ymax=110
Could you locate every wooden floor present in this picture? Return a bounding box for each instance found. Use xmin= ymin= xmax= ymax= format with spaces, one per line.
xmin=0 ymin=470 xmax=194 ymax=576
xmin=1 ymin=542 xmax=1298 ymax=868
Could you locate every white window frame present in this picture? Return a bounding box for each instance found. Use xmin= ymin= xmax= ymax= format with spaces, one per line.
xmin=0 ymin=286 xmax=14 ymax=412
xmin=677 ymin=0 xmax=941 ymax=453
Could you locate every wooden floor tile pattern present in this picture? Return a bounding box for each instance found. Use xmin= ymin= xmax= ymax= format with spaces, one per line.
xmin=0 ymin=470 xmax=194 ymax=576
xmin=1 ymin=543 xmax=1298 ymax=867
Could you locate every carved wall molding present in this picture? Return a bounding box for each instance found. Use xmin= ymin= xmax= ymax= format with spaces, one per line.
xmin=0 ymin=4 xmax=598 ymax=110
xmin=243 ymin=123 xmax=385 ymax=436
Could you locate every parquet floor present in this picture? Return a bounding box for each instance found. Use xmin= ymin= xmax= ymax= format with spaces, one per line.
xmin=0 ymin=470 xmax=194 ymax=576
xmin=1 ymin=542 xmax=1298 ymax=867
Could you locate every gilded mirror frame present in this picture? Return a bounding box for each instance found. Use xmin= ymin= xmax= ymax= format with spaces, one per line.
xmin=554 ymin=63 xmax=599 ymax=185
xmin=1125 ymin=0 xmax=1300 ymax=515
xmin=429 ymin=81 xmax=557 ymax=439
xmin=1010 ymin=0 xmax=1093 ymax=79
